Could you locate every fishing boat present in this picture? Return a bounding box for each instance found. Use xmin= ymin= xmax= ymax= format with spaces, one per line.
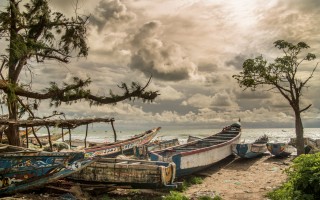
xmin=23 ymin=130 xmax=69 ymax=146
xmin=232 ymin=134 xmax=269 ymax=159
xmin=289 ymin=137 xmax=320 ymax=154
xmin=64 ymin=139 xmax=103 ymax=148
xmin=84 ymin=127 xmax=161 ymax=157
xmin=69 ymin=158 xmax=176 ymax=188
xmin=1 ymin=127 xmax=41 ymax=144
xmin=149 ymin=123 xmax=241 ymax=177
xmin=134 ymin=138 xmax=180 ymax=159
xmin=187 ymin=135 xmax=201 ymax=143
xmin=232 ymin=143 xmax=267 ymax=159
xmin=0 ymin=144 xmax=96 ymax=195
xmin=266 ymin=143 xmax=293 ymax=157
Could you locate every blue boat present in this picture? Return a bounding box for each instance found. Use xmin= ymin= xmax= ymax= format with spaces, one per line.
xmin=266 ymin=143 xmax=292 ymax=157
xmin=0 ymin=144 xmax=96 ymax=195
xmin=232 ymin=135 xmax=269 ymax=158
xmin=232 ymin=143 xmax=267 ymax=158
xmin=149 ymin=123 xmax=241 ymax=177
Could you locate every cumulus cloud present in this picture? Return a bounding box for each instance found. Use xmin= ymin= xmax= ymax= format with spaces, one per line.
xmin=157 ymin=86 xmax=185 ymax=101
xmin=128 ymin=21 xmax=199 ymax=81
xmin=225 ymin=54 xmax=248 ymax=70
xmin=90 ymin=0 xmax=136 ymax=31
xmin=182 ymin=91 xmax=239 ymax=111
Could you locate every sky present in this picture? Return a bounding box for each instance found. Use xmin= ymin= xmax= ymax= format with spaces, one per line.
xmin=0 ymin=0 xmax=320 ymax=130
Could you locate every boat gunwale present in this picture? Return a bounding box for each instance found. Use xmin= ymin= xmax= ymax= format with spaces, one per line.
xmin=151 ymin=129 xmax=241 ymax=157
xmin=84 ymin=127 xmax=160 ymax=152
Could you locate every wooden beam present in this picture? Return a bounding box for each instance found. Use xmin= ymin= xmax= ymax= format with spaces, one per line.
xmin=0 ymin=118 xmax=115 ymax=128
xmin=68 ymin=127 xmax=71 ymax=148
xmin=84 ymin=124 xmax=88 ymax=148
xmin=111 ymin=120 xmax=117 ymax=142
xmin=45 ymin=125 xmax=53 ymax=151
xmin=25 ymin=127 xmax=28 ymax=148
xmin=32 ymin=126 xmax=42 ymax=148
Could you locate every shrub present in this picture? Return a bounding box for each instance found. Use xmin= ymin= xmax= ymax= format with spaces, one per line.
xmin=267 ymin=153 xmax=320 ymax=200
xmin=163 ymin=191 xmax=189 ymax=200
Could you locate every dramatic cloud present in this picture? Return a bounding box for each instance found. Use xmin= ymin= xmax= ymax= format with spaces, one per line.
xmin=128 ymin=21 xmax=198 ymax=81
xmin=2 ymin=0 xmax=320 ymax=129
xmin=90 ymin=0 xmax=136 ymax=32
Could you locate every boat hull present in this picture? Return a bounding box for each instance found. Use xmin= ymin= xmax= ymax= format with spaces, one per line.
xmin=0 ymin=144 xmax=95 ymax=195
xmin=266 ymin=143 xmax=292 ymax=157
xmin=150 ymin=123 xmax=241 ymax=177
xmin=69 ymin=158 xmax=176 ymax=188
xmin=84 ymin=127 xmax=160 ymax=158
xmin=173 ymin=141 xmax=237 ymax=177
xmin=232 ymin=143 xmax=267 ymax=159
xmin=134 ymin=139 xmax=179 ymax=159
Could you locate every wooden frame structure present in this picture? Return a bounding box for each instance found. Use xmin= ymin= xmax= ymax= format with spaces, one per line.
xmin=0 ymin=118 xmax=117 ymax=150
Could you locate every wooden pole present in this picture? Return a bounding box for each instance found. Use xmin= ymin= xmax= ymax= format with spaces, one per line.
xmin=0 ymin=130 xmax=2 ymax=143
xmin=25 ymin=127 xmax=28 ymax=148
xmin=45 ymin=125 xmax=52 ymax=151
xmin=84 ymin=124 xmax=88 ymax=148
xmin=61 ymin=128 xmax=64 ymax=142
xmin=68 ymin=127 xmax=71 ymax=148
xmin=111 ymin=120 xmax=117 ymax=142
xmin=31 ymin=126 xmax=42 ymax=148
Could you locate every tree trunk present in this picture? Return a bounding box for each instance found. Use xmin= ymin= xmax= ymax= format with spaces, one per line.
xmin=7 ymin=100 xmax=20 ymax=146
xmin=6 ymin=0 xmax=21 ymax=146
xmin=295 ymin=111 xmax=305 ymax=155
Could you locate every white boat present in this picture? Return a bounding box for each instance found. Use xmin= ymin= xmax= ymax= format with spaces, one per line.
xmin=149 ymin=123 xmax=241 ymax=177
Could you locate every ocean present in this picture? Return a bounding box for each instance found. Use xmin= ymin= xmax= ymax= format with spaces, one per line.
xmin=54 ymin=126 xmax=320 ymax=144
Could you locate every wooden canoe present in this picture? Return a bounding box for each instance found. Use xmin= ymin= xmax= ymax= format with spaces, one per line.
xmin=69 ymin=158 xmax=176 ymax=188
xmin=0 ymin=127 xmax=41 ymax=144
xmin=266 ymin=143 xmax=293 ymax=157
xmin=84 ymin=127 xmax=160 ymax=157
xmin=150 ymin=123 xmax=241 ymax=177
xmin=0 ymin=144 xmax=96 ymax=195
xmin=232 ymin=134 xmax=268 ymax=158
xmin=232 ymin=143 xmax=267 ymax=158
xmin=134 ymin=138 xmax=180 ymax=159
xmin=23 ymin=130 xmax=69 ymax=146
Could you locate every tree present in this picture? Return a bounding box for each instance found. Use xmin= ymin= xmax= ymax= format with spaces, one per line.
xmin=0 ymin=0 xmax=158 ymax=146
xmin=233 ymin=40 xmax=318 ymax=155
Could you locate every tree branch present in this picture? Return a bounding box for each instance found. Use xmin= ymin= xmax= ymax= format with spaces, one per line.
xmin=300 ymin=104 xmax=312 ymax=113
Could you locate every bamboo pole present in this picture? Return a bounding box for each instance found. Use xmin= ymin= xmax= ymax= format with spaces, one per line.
xmin=61 ymin=128 xmax=64 ymax=142
xmin=84 ymin=124 xmax=88 ymax=148
xmin=111 ymin=120 xmax=117 ymax=142
xmin=45 ymin=125 xmax=52 ymax=151
xmin=31 ymin=126 xmax=42 ymax=148
xmin=25 ymin=127 xmax=28 ymax=148
xmin=68 ymin=127 xmax=71 ymax=148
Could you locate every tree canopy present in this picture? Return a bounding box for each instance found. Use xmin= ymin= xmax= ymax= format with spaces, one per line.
xmin=233 ymin=40 xmax=318 ymax=155
xmin=0 ymin=0 xmax=159 ymax=145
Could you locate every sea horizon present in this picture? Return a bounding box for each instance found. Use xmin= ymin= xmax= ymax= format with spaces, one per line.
xmin=36 ymin=125 xmax=320 ymax=145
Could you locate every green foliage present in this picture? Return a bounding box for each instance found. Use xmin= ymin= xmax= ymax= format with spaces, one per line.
xmin=198 ymin=195 xmax=223 ymax=200
xmin=198 ymin=196 xmax=213 ymax=200
xmin=267 ymin=153 xmax=320 ymax=200
xmin=233 ymin=40 xmax=317 ymax=92
xmin=189 ymin=176 xmax=203 ymax=185
xmin=163 ymin=191 xmax=189 ymax=200
xmin=213 ymin=195 xmax=223 ymax=200
xmin=176 ymin=176 xmax=203 ymax=192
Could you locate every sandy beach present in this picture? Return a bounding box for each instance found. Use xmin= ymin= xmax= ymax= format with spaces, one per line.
xmin=0 ymin=154 xmax=292 ymax=200
xmin=184 ymin=154 xmax=291 ymax=200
